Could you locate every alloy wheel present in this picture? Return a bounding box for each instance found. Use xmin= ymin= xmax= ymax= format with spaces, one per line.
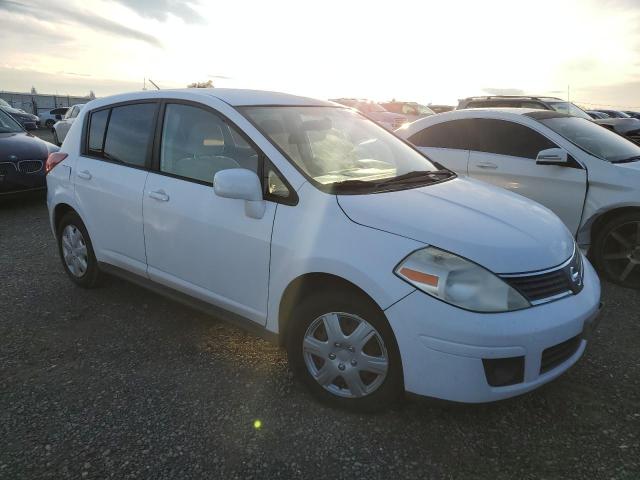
xmin=602 ymin=220 xmax=640 ymax=286
xmin=302 ymin=312 xmax=389 ymax=398
xmin=61 ymin=224 xmax=89 ymax=277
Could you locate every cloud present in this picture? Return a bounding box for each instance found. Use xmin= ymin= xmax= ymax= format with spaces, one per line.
xmin=482 ymin=88 xmax=526 ymax=96
xmin=111 ymin=0 xmax=203 ymax=24
xmin=0 ymin=0 xmax=161 ymax=47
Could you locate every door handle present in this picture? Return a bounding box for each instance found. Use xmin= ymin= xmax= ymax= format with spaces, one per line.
xmin=476 ymin=162 xmax=498 ymax=169
xmin=77 ymin=170 xmax=92 ymax=180
xmin=148 ymin=189 xmax=170 ymax=202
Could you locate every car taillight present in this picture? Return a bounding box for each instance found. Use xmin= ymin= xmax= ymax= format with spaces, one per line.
xmin=45 ymin=152 xmax=68 ymax=174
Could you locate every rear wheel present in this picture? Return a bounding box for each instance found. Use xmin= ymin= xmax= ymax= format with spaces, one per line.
xmin=45 ymin=119 xmax=55 ymax=128
xmin=286 ymin=290 xmax=403 ymax=412
xmin=592 ymin=212 xmax=640 ymax=288
xmin=57 ymin=211 xmax=102 ymax=288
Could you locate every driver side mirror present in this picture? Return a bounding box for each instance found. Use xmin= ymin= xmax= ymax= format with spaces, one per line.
xmin=213 ymin=168 xmax=266 ymax=219
xmin=536 ymin=148 xmax=569 ymax=166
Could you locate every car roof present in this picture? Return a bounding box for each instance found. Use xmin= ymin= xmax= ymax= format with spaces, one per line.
xmin=461 ymin=95 xmax=562 ymax=102
xmin=397 ymin=107 xmax=572 ymax=137
xmin=88 ymin=89 xmax=335 ymax=109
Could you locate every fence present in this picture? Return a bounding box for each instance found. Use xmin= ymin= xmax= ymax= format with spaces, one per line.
xmin=0 ymin=91 xmax=92 ymax=117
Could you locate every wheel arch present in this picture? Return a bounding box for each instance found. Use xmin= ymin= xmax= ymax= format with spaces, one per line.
xmin=581 ymin=206 xmax=640 ymax=251
xmin=277 ymin=272 xmax=385 ymax=347
xmin=53 ymin=203 xmax=79 ymax=234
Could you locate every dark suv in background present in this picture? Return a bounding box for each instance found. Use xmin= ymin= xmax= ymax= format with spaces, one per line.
xmin=457 ymin=96 xmax=640 ymax=145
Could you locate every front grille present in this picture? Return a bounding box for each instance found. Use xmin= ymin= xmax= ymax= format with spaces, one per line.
xmin=501 ymin=248 xmax=583 ymax=304
xmin=0 ymin=162 xmax=17 ymax=176
xmin=18 ymin=160 xmax=43 ymax=174
xmin=540 ymin=335 xmax=581 ymax=374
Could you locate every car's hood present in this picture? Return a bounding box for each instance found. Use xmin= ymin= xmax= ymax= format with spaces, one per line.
xmin=594 ymin=117 xmax=640 ymax=134
xmin=337 ymin=177 xmax=574 ymax=274
xmin=0 ymin=132 xmax=55 ymax=162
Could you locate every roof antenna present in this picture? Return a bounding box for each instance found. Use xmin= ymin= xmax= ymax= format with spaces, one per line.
xmin=148 ymin=79 xmax=160 ymax=90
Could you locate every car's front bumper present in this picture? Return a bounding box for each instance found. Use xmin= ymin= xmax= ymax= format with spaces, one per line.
xmin=385 ymin=258 xmax=602 ymax=403
xmin=0 ymin=161 xmax=46 ymax=194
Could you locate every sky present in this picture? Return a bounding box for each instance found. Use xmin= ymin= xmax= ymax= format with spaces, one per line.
xmin=1 ymin=0 xmax=639 ymax=109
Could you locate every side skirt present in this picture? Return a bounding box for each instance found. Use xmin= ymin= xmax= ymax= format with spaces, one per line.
xmin=98 ymin=262 xmax=280 ymax=345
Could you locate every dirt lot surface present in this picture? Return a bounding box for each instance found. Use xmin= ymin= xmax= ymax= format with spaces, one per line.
xmin=1 ymin=135 xmax=639 ymax=479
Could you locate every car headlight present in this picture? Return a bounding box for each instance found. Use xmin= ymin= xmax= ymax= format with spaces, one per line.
xmin=395 ymin=247 xmax=530 ymax=312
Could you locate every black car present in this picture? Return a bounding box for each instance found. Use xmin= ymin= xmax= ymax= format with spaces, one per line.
xmin=623 ymin=111 xmax=640 ymax=120
xmin=0 ymin=99 xmax=40 ymax=130
xmin=0 ymin=108 xmax=58 ymax=196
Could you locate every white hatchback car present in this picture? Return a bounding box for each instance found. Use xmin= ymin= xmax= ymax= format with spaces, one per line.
xmin=52 ymin=103 xmax=85 ymax=146
xmin=46 ymin=90 xmax=601 ymax=411
xmin=398 ymin=109 xmax=640 ymax=289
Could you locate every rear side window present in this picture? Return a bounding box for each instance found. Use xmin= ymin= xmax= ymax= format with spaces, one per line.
xmin=408 ymin=119 xmax=478 ymax=150
xmin=470 ymin=119 xmax=557 ymax=159
xmin=87 ymin=109 xmax=109 ymax=154
xmin=103 ymin=103 xmax=157 ymax=167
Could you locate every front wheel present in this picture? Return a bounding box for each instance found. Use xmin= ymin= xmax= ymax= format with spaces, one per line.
xmin=286 ymin=291 xmax=403 ymax=412
xmin=592 ymin=212 xmax=640 ymax=288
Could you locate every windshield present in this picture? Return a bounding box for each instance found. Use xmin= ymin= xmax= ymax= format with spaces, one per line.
xmin=415 ymin=104 xmax=435 ymax=115
xmin=0 ymin=108 xmax=24 ymax=133
xmin=242 ymin=106 xmax=445 ymax=192
xmin=539 ymin=116 xmax=640 ymax=162
xmin=360 ymin=102 xmax=387 ymax=113
xmin=546 ymin=101 xmax=593 ymax=120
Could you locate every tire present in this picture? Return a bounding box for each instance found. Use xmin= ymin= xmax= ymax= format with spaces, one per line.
xmin=45 ymin=119 xmax=55 ymax=128
xmin=52 ymin=129 xmax=60 ymax=146
xmin=57 ymin=211 xmax=102 ymax=288
xmin=286 ymin=290 xmax=403 ymax=412
xmin=592 ymin=211 xmax=640 ymax=288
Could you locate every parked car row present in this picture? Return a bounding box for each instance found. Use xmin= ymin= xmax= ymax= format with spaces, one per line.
xmin=44 ymin=88 xmax=604 ymax=412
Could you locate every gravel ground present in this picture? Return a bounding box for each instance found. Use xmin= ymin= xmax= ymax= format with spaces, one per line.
xmin=1 ymin=192 xmax=639 ymax=479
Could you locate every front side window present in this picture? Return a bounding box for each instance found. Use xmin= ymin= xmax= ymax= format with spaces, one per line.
xmin=160 ymin=103 xmax=259 ymax=183
xmin=470 ymin=119 xmax=557 ymax=159
xmin=408 ymin=119 xmax=478 ymax=150
xmin=242 ymin=106 xmax=449 ymax=193
xmin=103 ymin=103 xmax=157 ymax=167
xmin=538 ymin=116 xmax=640 ymax=163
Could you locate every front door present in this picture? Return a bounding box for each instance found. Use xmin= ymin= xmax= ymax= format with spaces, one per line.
xmin=142 ymin=102 xmax=276 ymax=324
xmin=466 ymin=118 xmax=587 ymax=235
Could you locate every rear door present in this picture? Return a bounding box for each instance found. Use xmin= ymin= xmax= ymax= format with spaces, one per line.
xmin=73 ymin=102 xmax=158 ymax=276
xmin=466 ymin=118 xmax=587 ymax=235
xmin=406 ymin=119 xmax=476 ymax=174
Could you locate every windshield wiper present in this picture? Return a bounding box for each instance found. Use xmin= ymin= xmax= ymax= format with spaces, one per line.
xmin=375 ymin=169 xmax=454 ymax=186
xmin=611 ymin=155 xmax=640 ymax=164
xmin=331 ymin=170 xmax=454 ymax=191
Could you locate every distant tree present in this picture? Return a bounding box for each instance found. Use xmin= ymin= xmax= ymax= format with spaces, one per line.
xmin=187 ymin=80 xmax=214 ymax=88
xmin=30 ymin=86 xmax=37 ymax=94
xmin=88 ymin=90 xmax=96 ymax=99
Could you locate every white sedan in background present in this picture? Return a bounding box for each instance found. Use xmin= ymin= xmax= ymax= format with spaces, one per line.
xmin=52 ymin=103 xmax=85 ymax=145
xmin=398 ymin=108 xmax=640 ymax=288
